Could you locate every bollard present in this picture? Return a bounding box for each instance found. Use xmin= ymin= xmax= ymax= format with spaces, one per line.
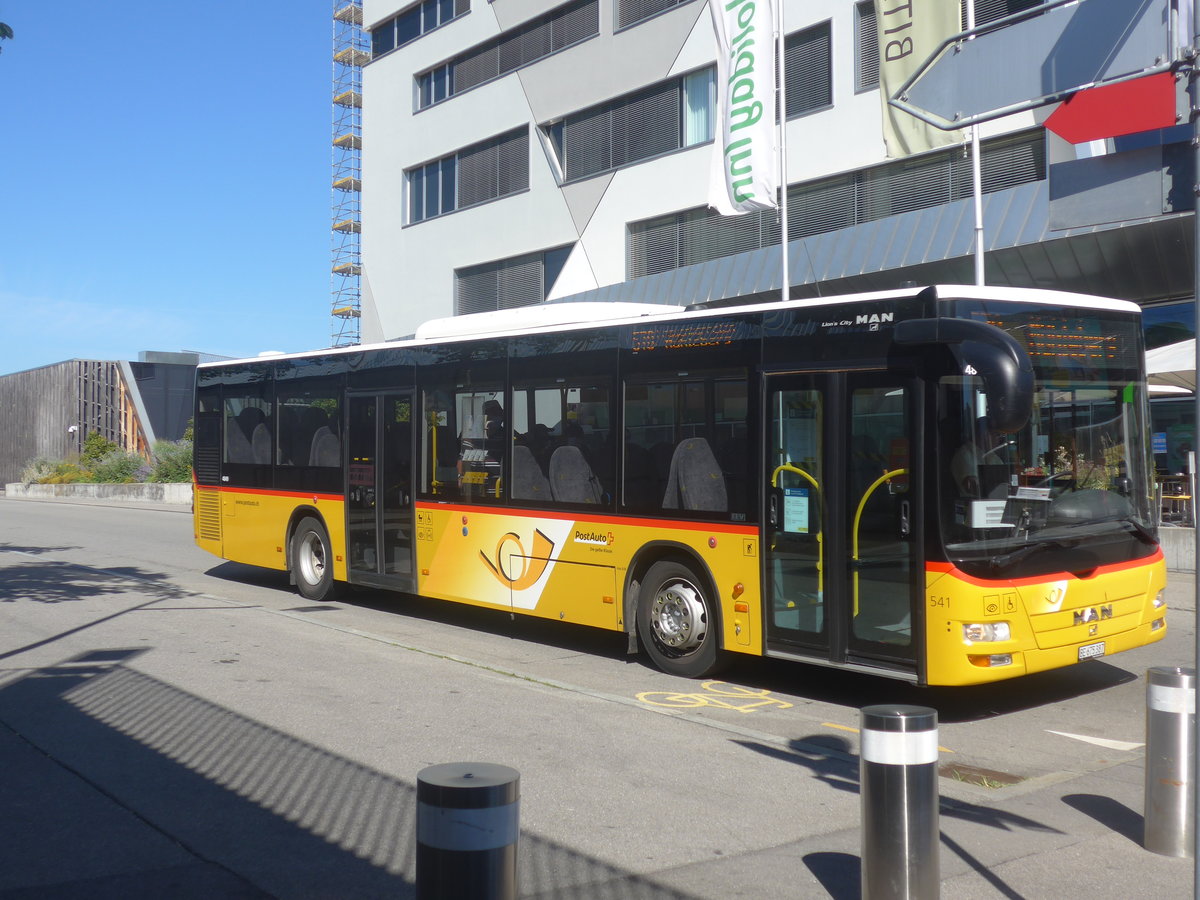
xmin=416 ymin=762 xmax=520 ymax=900
xmin=860 ymin=705 xmax=940 ymax=900
xmin=1144 ymin=667 xmax=1196 ymax=857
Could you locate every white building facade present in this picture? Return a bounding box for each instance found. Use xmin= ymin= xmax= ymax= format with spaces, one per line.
xmin=358 ymin=0 xmax=1194 ymax=342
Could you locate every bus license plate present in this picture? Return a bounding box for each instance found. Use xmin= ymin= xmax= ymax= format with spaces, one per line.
xmin=1078 ymin=641 xmax=1106 ymax=661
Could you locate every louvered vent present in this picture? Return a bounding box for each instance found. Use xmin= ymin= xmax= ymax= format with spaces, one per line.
xmin=196 ymin=489 xmax=221 ymax=542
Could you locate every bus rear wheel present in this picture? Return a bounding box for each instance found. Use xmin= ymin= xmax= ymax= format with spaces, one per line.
xmin=638 ymin=560 xmax=724 ymax=678
xmin=292 ymin=516 xmax=335 ymax=601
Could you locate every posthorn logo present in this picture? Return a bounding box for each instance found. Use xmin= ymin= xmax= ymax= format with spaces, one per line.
xmin=480 ymin=529 xmax=555 ymax=590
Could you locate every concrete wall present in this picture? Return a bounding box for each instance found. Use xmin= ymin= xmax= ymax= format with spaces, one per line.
xmin=5 ymin=482 xmax=193 ymax=505
xmin=1159 ymin=527 xmax=1195 ymax=574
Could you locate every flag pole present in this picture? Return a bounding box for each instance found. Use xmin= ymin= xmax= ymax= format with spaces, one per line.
xmin=776 ymin=0 xmax=790 ymax=304
xmin=966 ymin=0 xmax=985 ymax=285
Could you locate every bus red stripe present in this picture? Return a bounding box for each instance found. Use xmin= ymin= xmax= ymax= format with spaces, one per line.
xmin=204 ymin=486 xmax=344 ymax=503
xmin=414 ymin=501 xmax=757 ymax=534
xmin=926 ymin=548 xmax=1163 ymax=586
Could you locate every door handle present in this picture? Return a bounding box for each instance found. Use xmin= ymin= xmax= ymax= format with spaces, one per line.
xmin=899 ymin=499 xmax=911 ymax=537
xmin=769 ymin=494 xmax=778 ymax=527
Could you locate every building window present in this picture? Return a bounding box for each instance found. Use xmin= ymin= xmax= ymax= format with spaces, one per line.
xmin=855 ymin=1 xmax=878 ymax=92
xmin=616 ymin=0 xmax=696 ymax=30
xmin=547 ymin=67 xmax=714 ymax=182
xmin=785 ymin=21 xmax=832 ymax=119
xmin=969 ymin=0 xmax=1046 ymax=28
xmin=371 ymin=0 xmax=470 ymax=58
xmin=408 ymin=128 xmax=529 ymax=224
xmin=455 ymin=245 xmax=573 ymax=314
xmin=628 ymin=130 xmax=1046 ymax=278
xmin=416 ymin=0 xmax=598 ymax=109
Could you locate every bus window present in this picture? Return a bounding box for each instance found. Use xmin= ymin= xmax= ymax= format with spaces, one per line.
xmin=277 ymin=385 xmax=342 ymax=468
xmin=223 ymin=393 xmax=272 ymax=466
xmin=622 ymin=377 xmax=748 ymax=516
xmin=455 ymin=389 xmax=505 ymax=502
xmin=419 ymin=385 xmax=504 ymax=502
xmin=511 ymin=383 xmax=612 ymax=505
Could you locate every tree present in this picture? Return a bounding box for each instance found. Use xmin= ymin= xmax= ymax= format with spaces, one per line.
xmin=0 ymin=23 xmax=13 ymax=50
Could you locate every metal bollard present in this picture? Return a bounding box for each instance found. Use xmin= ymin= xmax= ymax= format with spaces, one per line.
xmin=416 ymin=762 xmax=520 ymax=900
xmin=1144 ymin=667 xmax=1196 ymax=857
xmin=860 ymin=705 xmax=940 ymax=900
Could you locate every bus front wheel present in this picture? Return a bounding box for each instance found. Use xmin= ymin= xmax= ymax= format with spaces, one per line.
xmin=638 ymin=560 xmax=724 ymax=678
xmin=292 ymin=516 xmax=335 ymax=601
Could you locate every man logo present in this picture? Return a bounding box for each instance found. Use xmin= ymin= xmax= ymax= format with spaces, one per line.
xmin=1073 ymin=605 xmax=1113 ymax=626
xmin=480 ymin=529 xmax=555 ymax=590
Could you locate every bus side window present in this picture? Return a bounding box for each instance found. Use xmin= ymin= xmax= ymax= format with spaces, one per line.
xmin=512 ymin=382 xmax=612 ymax=506
xmin=276 ymin=385 xmax=342 ymax=473
xmin=621 ymin=377 xmax=747 ymax=517
xmin=223 ymin=396 xmax=271 ymax=466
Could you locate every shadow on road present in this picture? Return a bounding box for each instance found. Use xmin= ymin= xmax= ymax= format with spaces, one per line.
xmin=0 ymin=648 xmax=701 ymax=898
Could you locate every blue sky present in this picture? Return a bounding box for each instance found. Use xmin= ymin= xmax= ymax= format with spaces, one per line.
xmin=0 ymin=2 xmax=335 ymax=374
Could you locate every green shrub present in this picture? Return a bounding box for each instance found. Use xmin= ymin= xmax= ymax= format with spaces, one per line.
xmin=44 ymin=462 xmax=89 ymax=484
xmin=79 ymin=432 xmax=118 ymax=467
xmin=90 ymin=450 xmax=145 ymax=484
xmin=148 ymin=439 xmax=193 ymax=483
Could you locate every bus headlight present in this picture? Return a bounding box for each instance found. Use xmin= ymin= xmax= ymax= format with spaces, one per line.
xmin=1153 ymin=589 xmax=1166 ymax=609
xmin=963 ymin=622 xmax=1010 ymax=643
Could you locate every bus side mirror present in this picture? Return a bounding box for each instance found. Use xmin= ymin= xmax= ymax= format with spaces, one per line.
xmin=895 ymin=317 xmax=1034 ymax=434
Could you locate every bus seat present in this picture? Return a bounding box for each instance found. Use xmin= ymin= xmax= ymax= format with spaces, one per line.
xmin=549 ymin=445 xmax=603 ymax=503
xmin=309 ymin=425 xmax=341 ymax=467
xmin=511 ymin=444 xmax=552 ymax=501
xmin=227 ymin=408 xmax=263 ymax=464
xmin=276 ymin=407 xmax=299 ymax=464
xmin=662 ymin=437 xmax=727 ymax=512
xmin=251 ymin=423 xmax=272 ymax=465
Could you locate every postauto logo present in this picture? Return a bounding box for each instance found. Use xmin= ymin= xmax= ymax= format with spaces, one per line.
xmin=573 ymin=528 xmax=614 ymax=547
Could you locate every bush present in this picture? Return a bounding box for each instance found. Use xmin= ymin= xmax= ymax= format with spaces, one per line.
xmin=148 ymin=439 xmax=193 ymax=483
xmin=43 ymin=462 xmax=90 ymax=484
xmin=90 ymin=450 xmax=145 ymax=484
xmin=19 ymin=457 xmax=57 ymax=484
xmin=79 ymin=432 xmax=118 ymax=467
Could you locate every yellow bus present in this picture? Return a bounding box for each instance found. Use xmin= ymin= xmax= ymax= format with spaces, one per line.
xmin=193 ymin=285 xmax=1167 ymax=685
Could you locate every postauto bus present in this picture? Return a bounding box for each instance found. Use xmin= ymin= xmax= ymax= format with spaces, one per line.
xmin=193 ymin=285 xmax=1166 ymax=685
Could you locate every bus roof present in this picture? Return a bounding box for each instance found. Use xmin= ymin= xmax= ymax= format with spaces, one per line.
xmin=198 ymin=285 xmax=1141 ymax=369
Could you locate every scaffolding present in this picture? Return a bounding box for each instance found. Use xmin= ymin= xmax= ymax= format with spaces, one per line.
xmin=331 ymin=1 xmax=366 ymax=346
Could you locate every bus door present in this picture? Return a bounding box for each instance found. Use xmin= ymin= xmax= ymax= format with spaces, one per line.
xmin=764 ymin=372 xmax=921 ymax=675
xmin=347 ymin=392 xmax=415 ymax=590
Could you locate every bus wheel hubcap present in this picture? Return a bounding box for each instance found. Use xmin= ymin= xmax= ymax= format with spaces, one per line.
xmin=650 ymin=581 xmax=707 ymax=652
xmin=300 ymin=534 xmax=325 ymax=584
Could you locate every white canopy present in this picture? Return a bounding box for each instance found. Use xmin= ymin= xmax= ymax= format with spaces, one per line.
xmin=1146 ymin=339 xmax=1195 ymax=394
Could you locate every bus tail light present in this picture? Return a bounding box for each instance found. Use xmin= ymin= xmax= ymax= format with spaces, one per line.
xmin=963 ymin=622 xmax=1010 ymax=643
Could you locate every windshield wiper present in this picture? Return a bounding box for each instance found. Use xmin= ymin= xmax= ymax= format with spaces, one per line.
xmin=1063 ymin=515 xmax=1158 ymax=546
xmin=988 ymin=539 xmax=1078 ymax=572
xmin=1120 ymin=518 xmax=1158 ymax=546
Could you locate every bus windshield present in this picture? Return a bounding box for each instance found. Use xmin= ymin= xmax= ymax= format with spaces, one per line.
xmin=940 ymin=300 xmax=1155 ymax=578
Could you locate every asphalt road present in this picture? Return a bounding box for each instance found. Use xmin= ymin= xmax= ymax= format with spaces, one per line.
xmin=0 ymin=496 xmax=1194 ymax=898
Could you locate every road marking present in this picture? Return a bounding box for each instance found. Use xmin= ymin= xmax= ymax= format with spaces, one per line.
xmin=637 ymin=681 xmax=794 ymax=713
xmin=1045 ymin=730 xmax=1143 ymax=751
